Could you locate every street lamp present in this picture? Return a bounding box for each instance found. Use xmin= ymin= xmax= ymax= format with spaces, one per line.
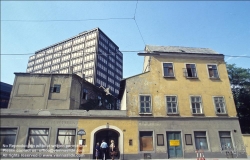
xmin=77 ymin=129 xmax=86 ymax=160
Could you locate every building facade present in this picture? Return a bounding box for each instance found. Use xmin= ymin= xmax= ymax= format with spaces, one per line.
xmin=0 ymin=82 xmax=12 ymax=109
xmin=1 ymin=46 xmax=248 ymax=159
xmin=26 ymin=28 xmax=123 ymax=96
xmin=118 ymin=45 xmax=247 ymax=159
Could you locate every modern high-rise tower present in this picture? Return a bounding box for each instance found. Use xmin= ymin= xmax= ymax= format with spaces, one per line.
xmin=26 ymin=28 xmax=123 ymax=96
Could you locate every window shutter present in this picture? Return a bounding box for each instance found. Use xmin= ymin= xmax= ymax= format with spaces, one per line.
xmin=50 ymin=87 xmax=54 ymax=93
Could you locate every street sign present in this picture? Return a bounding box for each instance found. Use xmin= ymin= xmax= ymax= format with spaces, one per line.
xmin=170 ymin=140 xmax=180 ymax=146
xmin=77 ymin=129 xmax=86 ymax=136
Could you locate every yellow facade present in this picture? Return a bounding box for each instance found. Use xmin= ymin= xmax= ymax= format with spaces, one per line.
xmin=77 ymin=119 xmax=138 ymax=154
xmin=242 ymin=134 xmax=250 ymax=157
xmin=126 ymin=56 xmax=237 ymax=117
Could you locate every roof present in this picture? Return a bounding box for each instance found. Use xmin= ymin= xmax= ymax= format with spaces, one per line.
xmin=145 ymin=45 xmax=219 ymax=54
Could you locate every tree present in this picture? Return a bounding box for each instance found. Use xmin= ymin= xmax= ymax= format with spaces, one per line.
xmin=227 ymin=64 xmax=250 ymax=133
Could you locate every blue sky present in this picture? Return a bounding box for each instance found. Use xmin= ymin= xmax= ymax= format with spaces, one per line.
xmin=1 ymin=1 xmax=250 ymax=85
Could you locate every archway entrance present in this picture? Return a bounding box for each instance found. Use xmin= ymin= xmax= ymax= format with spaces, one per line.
xmin=93 ymin=129 xmax=120 ymax=159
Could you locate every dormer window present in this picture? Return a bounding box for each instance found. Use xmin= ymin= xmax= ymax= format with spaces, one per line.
xmin=98 ymin=96 xmax=102 ymax=106
xmin=163 ymin=63 xmax=174 ymax=77
xmin=82 ymin=89 xmax=88 ymax=100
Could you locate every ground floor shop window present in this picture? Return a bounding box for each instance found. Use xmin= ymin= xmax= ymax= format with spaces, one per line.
xmin=26 ymin=128 xmax=49 ymax=149
xmin=0 ymin=128 xmax=17 ymax=148
xmin=56 ymin=129 xmax=76 ymax=149
xmin=139 ymin=131 xmax=153 ymax=151
xmin=219 ymin=131 xmax=233 ymax=150
xmin=194 ymin=131 xmax=208 ymax=150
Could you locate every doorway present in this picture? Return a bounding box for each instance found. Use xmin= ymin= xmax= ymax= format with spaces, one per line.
xmin=167 ymin=132 xmax=183 ymax=158
xmin=93 ymin=129 xmax=120 ymax=159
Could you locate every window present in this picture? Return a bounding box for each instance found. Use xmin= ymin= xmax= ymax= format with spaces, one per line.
xmin=184 ymin=64 xmax=197 ymax=78
xmin=139 ymin=131 xmax=153 ymax=151
xmin=194 ymin=131 xmax=208 ymax=150
xmin=50 ymin=84 xmax=61 ymax=93
xmin=166 ymin=96 xmax=178 ymax=114
xmin=56 ymin=129 xmax=76 ymax=149
xmin=27 ymin=128 xmax=49 ymax=149
xmin=98 ymin=96 xmax=102 ymax=106
xmin=208 ymin=65 xmax=219 ymax=78
xmin=191 ymin=96 xmax=202 ymax=114
xmin=0 ymin=128 xmax=17 ymax=148
xmin=163 ymin=63 xmax=174 ymax=77
xmin=185 ymin=134 xmax=193 ymax=145
xmin=140 ymin=95 xmax=151 ymax=113
xmin=82 ymin=89 xmax=88 ymax=100
xmin=219 ymin=131 xmax=233 ymax=150
xmin=214 ymin=97 xmax=226 ymax=114
xmin=157 ymin=134 xmax=164 ymax=146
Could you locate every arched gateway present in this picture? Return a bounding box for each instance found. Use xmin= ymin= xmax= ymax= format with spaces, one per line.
xmin=90 ymin=125 xmax=123 ymax=159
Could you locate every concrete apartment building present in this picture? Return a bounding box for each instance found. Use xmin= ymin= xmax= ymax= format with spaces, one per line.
xmin=1 ymin=45 xmax=248 ymax=159
xmin=26 ymin=28 xmax=123 ymax=96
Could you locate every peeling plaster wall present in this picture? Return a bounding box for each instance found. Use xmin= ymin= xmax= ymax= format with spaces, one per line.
xmin=126 ymin=55 xmax=237 ymax=117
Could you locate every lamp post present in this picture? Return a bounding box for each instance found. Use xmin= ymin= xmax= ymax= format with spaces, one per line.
xmin=77 ymin=129 xmax=86 ymax=160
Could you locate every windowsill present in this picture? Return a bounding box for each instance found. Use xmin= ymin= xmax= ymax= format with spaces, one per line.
xmin=209 ymin=77 xmax=220 ymax=79
xmin=216 ymin=113 xmax=228 ymax=116
xmin=192 ymin=113 xmax=205 ymax=116
xmin=186 ymin=77 xmax=198 ymax=79
xmin=139 ymin=113 xmax=153 ymax=115
xmin=167 ymin=113 xmax=180 ymax=116
xmin=163 ymin=76 xmax=175 ymax=78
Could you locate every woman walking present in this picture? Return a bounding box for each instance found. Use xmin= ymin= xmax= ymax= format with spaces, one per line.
xmin=95 ymin=142 xmax=100 ymax=160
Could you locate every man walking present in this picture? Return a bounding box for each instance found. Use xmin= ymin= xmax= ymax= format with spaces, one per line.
xmin=100 ymin=139 xmax=108 ymax=160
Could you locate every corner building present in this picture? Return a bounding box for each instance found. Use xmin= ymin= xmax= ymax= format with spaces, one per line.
xmin=26 ymin=28 xmax=123 ymax=96
xmin=119 ymin=45 xmax=247 ymax=159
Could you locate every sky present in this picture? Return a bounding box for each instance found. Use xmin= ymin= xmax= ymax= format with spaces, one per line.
xmin=1 ymin=1 xmax=250 ymax=85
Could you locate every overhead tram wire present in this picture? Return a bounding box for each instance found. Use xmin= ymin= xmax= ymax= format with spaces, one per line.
xmin=1 ymin=17 xmax=134 ymax=22
xmin=0 ymin=50 xmax=144 ymax=56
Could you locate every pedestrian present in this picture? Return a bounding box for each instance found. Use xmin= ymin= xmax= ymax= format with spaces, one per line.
xmin=100 ymin=139 xmax=108 ymax=160
xmin=95 ymin=142 xmax=100 ymax=160
xmin=109 ymin=140 xmax=117 ymax=160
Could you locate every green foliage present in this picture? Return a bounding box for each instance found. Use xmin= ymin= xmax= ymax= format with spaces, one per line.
xmin=227 ymin=63 xmax=250 ymax=134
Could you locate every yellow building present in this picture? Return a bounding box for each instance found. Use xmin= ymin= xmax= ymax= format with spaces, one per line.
xmin=0 ymin=45 xmax=247 ymax=159
xmin=118 ymin=45 xmax=247 ymax=159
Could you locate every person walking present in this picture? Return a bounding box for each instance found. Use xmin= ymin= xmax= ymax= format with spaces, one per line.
xmin=95 ymin=142 xmax=100 ymax=160
xmin=100 ymin=139 xmax=108 ymax=160
xmin=109 ymin=140 xmax=117 ymax=160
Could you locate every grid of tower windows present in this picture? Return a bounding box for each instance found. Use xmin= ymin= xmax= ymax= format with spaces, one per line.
xmin=26 ymin=29 xmax=122 ymax=96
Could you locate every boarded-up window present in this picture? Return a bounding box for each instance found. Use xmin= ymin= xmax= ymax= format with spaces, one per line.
xmin=140 ymin=131 xmax=153 ymax=151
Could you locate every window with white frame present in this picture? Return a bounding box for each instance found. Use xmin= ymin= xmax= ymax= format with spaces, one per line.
xmin=163 ymin=63 xmax=174 ymax=77
xmin=166 ymin=96 xmax=178 ymax=114
xmin=26 ymin=128 xmax=49 ymax=149
xmin=194 ymin=131 xmax=208 ymax=150
xmin=208 ymin=64 xmax=219 ymax=78
xmin=184 ymin=64 xmax=197 ymax=78
xmin=191 ymin=96 xmax=202 ymax=114
xmin=214 ymin=97 xmax=226 ymax=114
xmin=56 ymin=129 xmax=76 ymax=149
xmin=140 ymin=95 xmax=151 ymax=113
xmin=0 ymin=128 xmax=18 ymax=148
xmin=219 ymin=131 xmax=233 ymax=150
